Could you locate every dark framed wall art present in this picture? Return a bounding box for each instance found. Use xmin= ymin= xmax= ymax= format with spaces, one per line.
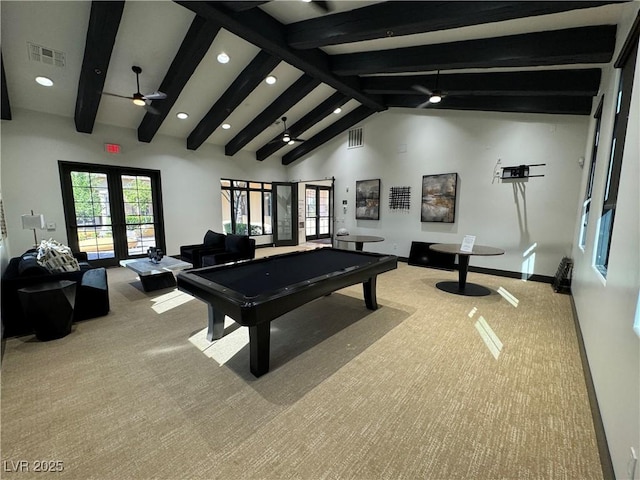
xmin=355 ymin=179 xmax=381 ymax=220
xmin=421 ymin=173 xmax=458 ymax=223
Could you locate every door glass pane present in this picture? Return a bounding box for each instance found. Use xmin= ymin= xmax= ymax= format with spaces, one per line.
xmin=319 ymin=189 xmax=330 ymax=235
xmin=71 ymin=171 xmax=114 ymax=260
xmin=276 ymin=185 xmax=293 ymax=241
xmin=122 ymin=174 xmax=155 ymax=256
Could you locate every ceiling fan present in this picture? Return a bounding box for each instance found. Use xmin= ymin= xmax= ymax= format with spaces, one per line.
xmin=102 ymin=66 xmax=167 ymax=115
xmin=303 ymin=0 xmax=334 ymax=14
xmin=412 ymin=70 xmax=446 ymax=108
xmin=270 ymin=117 xmax=305 ymax=145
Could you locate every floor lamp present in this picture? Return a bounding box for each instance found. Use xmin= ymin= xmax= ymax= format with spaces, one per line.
xmin=21 ymin=210 xmax=45 ymax=247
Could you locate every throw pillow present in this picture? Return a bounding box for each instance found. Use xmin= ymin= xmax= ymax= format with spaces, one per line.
xmin=203 ymin=230 xmax=226 ymax=248
xmin=226 ymin=234 xmax=249 ymax=253
xmin=37 ymin=239 xmax=80 ymax=273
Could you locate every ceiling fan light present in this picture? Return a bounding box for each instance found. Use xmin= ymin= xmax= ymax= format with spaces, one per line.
xmin=132 ymin=97 xmax=146 ymax=106
xmin=429 ymin=94 xmax=442 ymax=104
xmin=35 ymin=76 xmax=53 ymax=87
xmin=283 ymin=134 xmax=291 ymax=143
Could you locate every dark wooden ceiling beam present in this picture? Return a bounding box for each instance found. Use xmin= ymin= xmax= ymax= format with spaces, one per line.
xmin=219 ymin=1 xmax=270 ymax=12
xmin=187 ymin=51 xmax=280 ymax=151
xmin=225 ymin=74 xmax=321 ymax=156
xmin=256 ymin=92 xmax=350 ymax=161
xmin=175 ymin=1 xmax=386 ymax=111
xmin=332 ymin=25 xmax=617 ymax=76
xmin=288 ymin=1 xmax=624 ymax=49
xmin=282 ymin=106 xmax=377 ymax=165
xmin=74 ymin=1 xmax=125 ymax=134
xmin=138 ymin=16 xmax=222 ymax=143
xmin=385 ymin=95 xmax=594 ymax=115
xmin=1 ymin=54 xmax=11 ymax=120
xmin=362 ymin=69 xmax=602 ymax=96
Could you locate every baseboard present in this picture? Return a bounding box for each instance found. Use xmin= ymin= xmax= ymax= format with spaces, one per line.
xmin=569 ymin=297 xmax=615 ymax=480
xmin=398 ymin=257 xmax=554 ymax=284
xmin=467 ymin=265 xmax=554 ymax=284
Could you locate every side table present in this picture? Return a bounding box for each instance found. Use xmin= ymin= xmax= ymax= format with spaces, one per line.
xmin=18 ymin=280 xmax=77 ymax=340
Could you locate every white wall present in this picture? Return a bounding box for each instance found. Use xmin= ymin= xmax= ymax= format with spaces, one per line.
xmin=571 ymin=4 xmax=640 ymax=479
xmin=288 ymin=108 xmax=589 ymax=277
xmin=0 ymin=109 xmax=287 ymax=257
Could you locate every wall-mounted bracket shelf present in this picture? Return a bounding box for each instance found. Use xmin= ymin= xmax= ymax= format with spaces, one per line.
xmin=501 ymin=163 xmax=546 ymax=180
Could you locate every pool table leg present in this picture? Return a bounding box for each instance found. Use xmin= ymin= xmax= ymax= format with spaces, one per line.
xmin=249 ymin=322 xmax=271 ymax=377
xmin=207 ymin=305 xmax=226 ymax=342
xmin=363 ymin=276 xmax=378 ymax=310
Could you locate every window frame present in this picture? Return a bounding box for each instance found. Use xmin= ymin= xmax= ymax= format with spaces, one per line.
xmin=593 ymin=29 xmax=638 ymax=279
xmin=221 ymin=178 xmax=272 ymax=236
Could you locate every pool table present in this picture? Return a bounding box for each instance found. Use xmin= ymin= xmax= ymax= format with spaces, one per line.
xmin=177 ymin=248 xmax=397 ymax=377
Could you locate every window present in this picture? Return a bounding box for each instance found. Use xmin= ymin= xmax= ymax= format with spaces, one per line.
xmin=579 ymin=96 xmax=603 ymax=250
xmin=221 ymin=179 xmax=272 ymax=236
xmin=594 ymin=37 xmax=638 ymax=278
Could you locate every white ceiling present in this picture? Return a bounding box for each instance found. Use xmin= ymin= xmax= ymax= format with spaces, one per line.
xmin=0 ymin=1 xmax=633 ymax=157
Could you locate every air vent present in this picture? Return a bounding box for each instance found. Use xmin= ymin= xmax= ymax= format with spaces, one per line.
xmin=27 ymin=42 xmax=65 ymax=67
xmin=348 ymin=127 xmax=363 ymax=149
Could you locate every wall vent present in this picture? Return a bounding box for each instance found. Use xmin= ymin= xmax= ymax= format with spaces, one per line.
xmin=348 ymin=127 xmax=364 ymax=149
xmin=27 ymin=42 xmax=65 ymax=67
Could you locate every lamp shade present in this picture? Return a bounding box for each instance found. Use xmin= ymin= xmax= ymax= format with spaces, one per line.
xmin=21 ymin=214 xmax=45 ymax=230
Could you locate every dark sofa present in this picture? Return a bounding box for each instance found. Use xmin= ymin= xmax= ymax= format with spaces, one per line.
xmin=1 ymin=250 xmax=110 ymax=338
xmin=180 ymin=230 xmax=256 ymax=268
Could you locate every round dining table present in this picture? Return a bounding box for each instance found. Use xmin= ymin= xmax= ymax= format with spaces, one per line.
xmin=335 ymin=235 xmax=384 ymax=251
xmin=429 ymin=243 xmax=505 ymax=296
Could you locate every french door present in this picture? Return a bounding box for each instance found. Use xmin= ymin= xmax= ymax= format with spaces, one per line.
xmin=305 ymin=185 xmax=331 ymax=240
xmin=59 ymin=162 xmax=166 ymax=267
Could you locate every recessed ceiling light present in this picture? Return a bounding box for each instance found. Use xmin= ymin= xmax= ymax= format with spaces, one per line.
xmin=176 ymin=112 xmax=189 ymax=120
xmin=217 ymin=52 xmax=230 ymax=64
xmin=35 ymin=76 xmax=53 ymax=87
xmin=288 ymin=140 xmax=295 ymax=145
xmin=265 ymin=75 xmax=277 ymax=85
xmin=333 ymin=107 xmax=342 ymax=114
xmin=222 ymin=123 xmax=231 ymax=130
xmin=302 ymin=0 xmax=312 ymax=3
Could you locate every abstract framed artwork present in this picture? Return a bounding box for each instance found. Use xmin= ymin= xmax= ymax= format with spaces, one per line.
xmin=355 ymin=179 xmax=380 ymax=220
xmin=421 ymin=173 xmax=458 ymax=223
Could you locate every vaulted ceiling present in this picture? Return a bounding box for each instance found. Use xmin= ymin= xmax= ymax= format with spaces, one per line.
xmin=1 ymin=1 xmax=634 ymax=165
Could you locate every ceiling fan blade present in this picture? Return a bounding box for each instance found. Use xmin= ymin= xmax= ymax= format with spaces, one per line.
xmin=412 ymin=85 xmax=433 ymax=96
xmin=143 ymin=91 xmax=167 ymax=101
xmin=102 ymin=92 xmax=133 ymax=100
xmin=416 ymin=99 xmax=432 ymax=109
xmin=144 ymin=104 xmax=161 ymax=115
xmin=311 ymin=1 xmax=333 ymax=13
xmin=291 ymin=138 xmax=306 ymax=143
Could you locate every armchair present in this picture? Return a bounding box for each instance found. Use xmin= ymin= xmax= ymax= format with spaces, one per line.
xmin=201 ymin=234 xmax=256 ymax=267
xmin=180 ymin=230 xmax=227 ymax=268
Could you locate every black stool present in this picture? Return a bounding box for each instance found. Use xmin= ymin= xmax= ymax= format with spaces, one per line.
xmin=18 ymin=280 xmax=77 ymax=341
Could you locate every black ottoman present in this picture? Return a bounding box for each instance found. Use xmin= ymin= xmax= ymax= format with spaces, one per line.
xmin=18 ymin=280 xmax=77 ymax=341
xmin=75 ymin=267 xmax=110 ymax=321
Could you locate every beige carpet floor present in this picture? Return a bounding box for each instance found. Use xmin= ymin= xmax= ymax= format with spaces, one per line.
xmin=1 ymin=246 xmax=602 ymax=479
